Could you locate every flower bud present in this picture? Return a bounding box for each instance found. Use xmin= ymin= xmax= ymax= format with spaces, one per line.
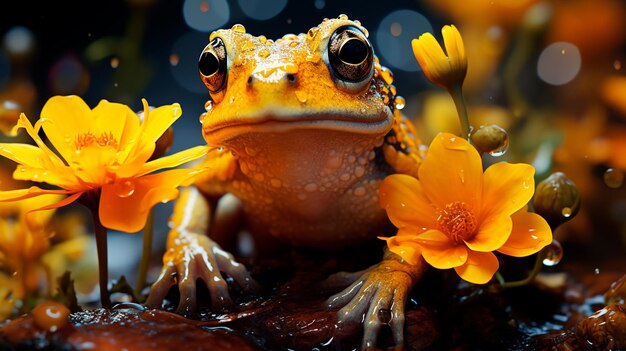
xmin=533 ymin=172 xmax=581 ymax=228
xmin=470 ymin=124 xmax=509 ymax=156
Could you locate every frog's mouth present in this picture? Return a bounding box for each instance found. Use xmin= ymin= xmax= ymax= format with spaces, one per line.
xmin=202 ymin=111 xmax=392 ymax=145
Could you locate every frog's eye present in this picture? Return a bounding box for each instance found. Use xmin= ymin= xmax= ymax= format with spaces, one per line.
xmin=199 ymin=37 xmax=227 ymax=92
xmin=328 ymin=26 xmax=373 ymax=85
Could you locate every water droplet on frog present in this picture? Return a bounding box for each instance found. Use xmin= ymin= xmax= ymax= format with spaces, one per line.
xmin=338 ymin=14 xmax=349 ymax=20
xmin=542 ymin=240 xmax=563 ymax=266
xmin=394 ymin=96 xmax=405 ymax=110
xmin=295 ymin=90 xmax=308 ymax=103
xmin=488 ymin=132 xmax=509 ymax=157
xmin=199 ymin=113 xmax=206 ymax=124
xmin=603 ymin=168 xmax=624 ymax=188
xmin=231 ymin=24 xmax=246 ymax=33
xmin=115 ymin=180 xmax=135 ymax=198
xmin=380 ymin=66 xmax=394 ymax=85
xmin=307 ymin=27 xmax=319 ymax=39
xmin=258 ymin=48 xmax=270 ymax=58
xmin=562 ymin=207 xmax=572 ymax=218
xmin=204 ymin=100 xmax=213 ymax=112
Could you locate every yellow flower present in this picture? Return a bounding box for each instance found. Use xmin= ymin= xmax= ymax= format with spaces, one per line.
xmin=412 ymin=25 xmax=467 ymax=90
xmin=0 ymin=95 xmax=208 ymax=232
xmin=379 ymin=133 xmax=552 ymax=284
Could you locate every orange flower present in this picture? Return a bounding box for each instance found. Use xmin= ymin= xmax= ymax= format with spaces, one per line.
xmin=0 ymin=95 xmax=208 ymax=232
xmin=379 ymin=133 xmax=552 ymax=284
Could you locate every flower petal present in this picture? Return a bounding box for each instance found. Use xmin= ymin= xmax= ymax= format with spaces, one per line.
xmin=498 ymin=211 xmax=552 ymax=257
xmin=91 ymin=99 xmax=140 ymax=149
xmin=0 ymin=186 xmax=74 ymax=202
xmin=454 ymin=250 xmax=499 ymax=284
xmin=382 ymin=231 xmax=423 ymax=265
xmin=134 ymin=146 xmax=208 ymax=177
xmin=465 ymin=213 xmax=512 ymax=252
xmin=0 ymin=143 xmax=46 ymax=168
xmin=482 ymin=162 xmax=534 ymax=217
xmin=379 ymin=174 xmax=437 ymax=231
xmin=139 ymin=101 xmax=181 ymax=145
xmin=13 ymin=165 xmax=79 ymax=190
xmin=99 ymin=168 xmax=205 ymax=232
xmin=40 ymin=95 xmax=94 ymax=161
xmin=442 ymin=25 xmax=467 ymax=78
xmin=412 ymin=33 xmax=448 ymax=82
xmin=419 ymin=133 xmax=483 ymax=211
xmin=418 ymin=229 xmax=468 ymax=269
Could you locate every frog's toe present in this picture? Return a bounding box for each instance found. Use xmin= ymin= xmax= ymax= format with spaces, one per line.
xmin=213 ymin=246 xmax=261 ymax=294
xmin=321 ymin=268 xmax=368 ymax=292
xmin=145 ymin=263 xmax=177 ymax=309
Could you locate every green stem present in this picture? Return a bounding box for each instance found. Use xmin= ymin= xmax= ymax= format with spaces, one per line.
xmin=447 ymin=84 xmax=471 ymax=140
xmin=90 ymin=209 xmax=111 ymax=308
xmin=134 ymin=209 xmax=154 ymax=300
xmin=499 ymin=249 xmax=547 ymax=288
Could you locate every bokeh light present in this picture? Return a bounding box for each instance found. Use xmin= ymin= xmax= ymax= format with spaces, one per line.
xmin=237 ymin=0 xmax=287 ymax=21
xmin=314 ymin=0 xmax=325 ymax=10
xmin=2 ymin=26 xmax=34 ymax=56
xmin=537 ymin=41 xmax=581 ymax=86
xmin=170 ymin=31 xmax=210 ymax=94
xmin=375 ymin=9 xmax=432 ymax=72
xmin=48 ymin=54 xmax=90 ymax=95
xmin=183 ymin=0 xmax=230 ymax=32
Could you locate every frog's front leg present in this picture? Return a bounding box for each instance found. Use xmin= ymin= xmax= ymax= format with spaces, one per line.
xmin=326 ymin=249 xmax=427 ymax=350
xmin=145 ymin=187 xmax=258 ymax=316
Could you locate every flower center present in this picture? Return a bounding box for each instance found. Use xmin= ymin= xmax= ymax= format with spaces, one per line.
xmin=75 ymin=132 xmax=118 ymax=150
xmin=436 ymin=201 xmax=477 ymax=243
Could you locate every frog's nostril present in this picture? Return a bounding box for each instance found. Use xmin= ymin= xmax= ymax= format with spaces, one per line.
xmin=247 ymin=76 xmax=254 ymax=85
xmin=287 ymin=74 xmax=297 ymax=83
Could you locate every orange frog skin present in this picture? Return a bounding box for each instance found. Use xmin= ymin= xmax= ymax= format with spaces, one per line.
xmin=147 ymin=15 xmax=428 ymax=350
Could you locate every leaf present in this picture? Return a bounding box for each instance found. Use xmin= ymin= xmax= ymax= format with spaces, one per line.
xmin=54 ymin=271 xmax=81 ymax=313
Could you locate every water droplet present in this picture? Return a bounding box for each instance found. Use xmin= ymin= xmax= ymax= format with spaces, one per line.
xmin=338 ymin=14 xmax=349 ymax=20
xmin=603 ymin=168 xmax=624 ymax=188
xmin=295 ymin=90 xmax=308 ymax=103
xmin=394 ymin=96 xmax=405 ymax=110
xmin=199 ymin=113 xmax=206 ymax=124
xmin=562 ymin=207 xmax=572 ymax=218
xmin=459 ymin=169 xmax=465 ymax=183
xmin=542 ymin=240 xmax=563 ymax=266
xmin=307 ymin=27 xmax=319 ymax=39
xmin=115 ymin=180 xmax=135 ymax=198
xmin=488 ymin=134 xmax=509 ymax=156
xmin=231 ymin=24 xmax=246 ymax=33
xmin=594 ymin=268 xmax=600 ymax=275
xmin=204 ymin=100 xmax=213 ymax=112
xmin=258 ymin=48 xmax=270 ymax=58
xmin=380 ymin=66 xmax=394 ymax=85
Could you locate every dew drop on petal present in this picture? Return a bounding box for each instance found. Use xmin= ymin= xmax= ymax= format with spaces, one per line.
xmin=115 ymin=180 xmax=135 ymax=198
xmin=542 ymin=240 xmax=563 ymax=266
xmin=603 ymin=168 xmax=624 ymax=188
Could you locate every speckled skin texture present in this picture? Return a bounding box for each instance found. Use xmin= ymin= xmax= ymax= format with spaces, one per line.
xmin=147 ymin=16 xmax=427 ymax=350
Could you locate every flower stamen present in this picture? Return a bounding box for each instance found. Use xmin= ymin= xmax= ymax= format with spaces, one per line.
xmin=436 ymin=201 xmax=476 ymax=243
xmin=75 ymin=132 xmax=118 ymax=150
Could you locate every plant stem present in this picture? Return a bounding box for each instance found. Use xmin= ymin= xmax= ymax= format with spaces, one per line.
xmin=499 ymin=249 xmax=547 ymax=288
xmin=447 ymin=84 xmax=471 ymax=141
xmin=90 ymin=209 xmax=111 ymax=308
xmin=134 ymin=209 xmax=154 ymax=300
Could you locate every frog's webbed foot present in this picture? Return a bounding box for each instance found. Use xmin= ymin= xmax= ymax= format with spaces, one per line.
xmin=145 ymin=232 xmax=259 ymax=317
xmin=325 ymin=252 xmax=427 ymax=351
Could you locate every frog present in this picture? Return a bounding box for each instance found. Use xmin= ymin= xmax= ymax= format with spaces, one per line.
xmin=146 ymin=15 xmax=429 ymax=350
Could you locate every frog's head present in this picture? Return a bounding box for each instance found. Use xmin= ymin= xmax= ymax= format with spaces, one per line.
xmin=198 ymin=16 xmax=401 ymax=149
